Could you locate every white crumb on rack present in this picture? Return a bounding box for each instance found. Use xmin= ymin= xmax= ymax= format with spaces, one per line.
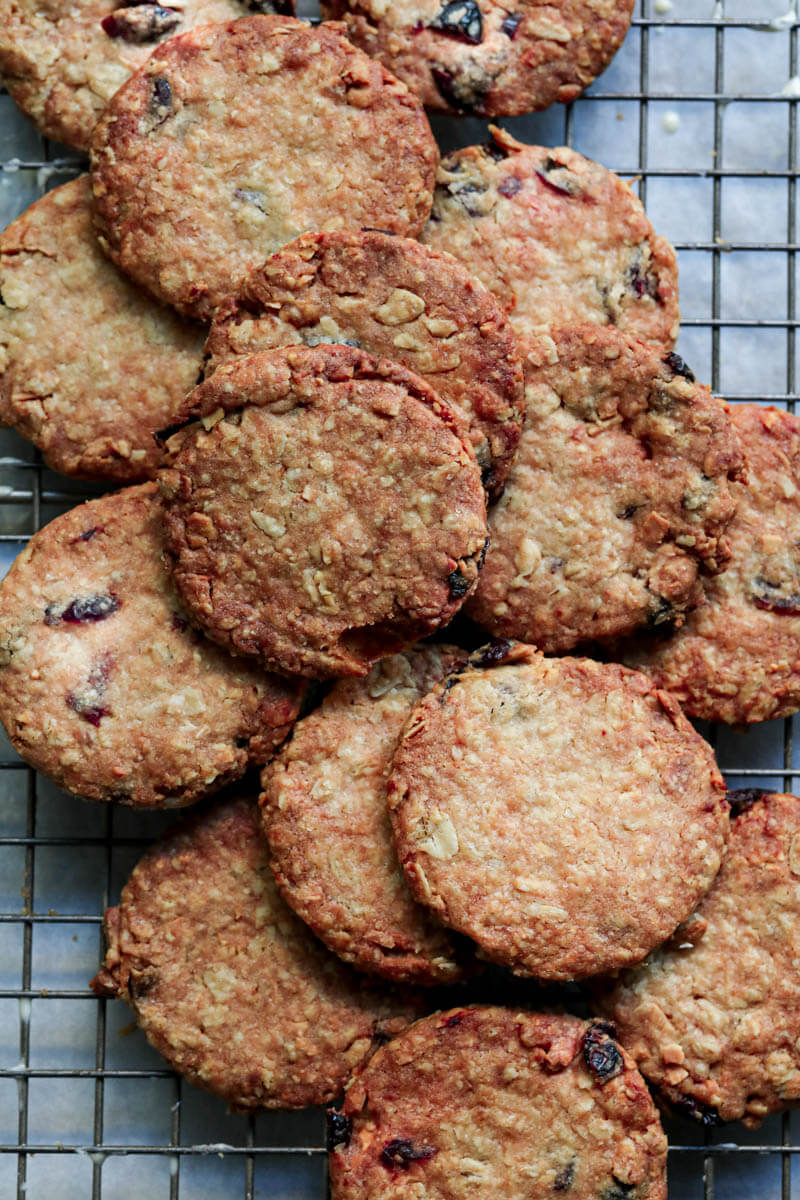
xmin=782 ymin=75 xmax=800 ymax=95
xmin=662 ymin=110 xmax=681 ymax=133
xmin=169 ymin=1156 xmax=180 ymax=1177
xmin=194 ymin=1143 xmax=237 ymax=1154
xmin=653 ymin=0 xmax=672 ymax=13
xmin=74 ymin=1148 xmax=107 ymax=1167
xmin=770 ymin=6 xmax=798 ymax=30
xmin=711 ymin=1 xmax=723 ymax=18
xmin=18 ymin=998 xmax=31 ymax=1023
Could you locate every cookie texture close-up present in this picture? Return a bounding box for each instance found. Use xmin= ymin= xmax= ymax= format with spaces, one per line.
xmin=0 ymin=0 xmax=271 ymax=151
xmin=204 ymin=230 xmax=525 ymax=501
xmin=320 ymin=0 xmax=635 ymax=118
xmin=388 ymin=642 xmax=729 ymax=981
xmin=329 ymin=1007 xmax=667 ymax=1199
xmin=261 ymin=645 xmax=473 ymax=985
xmin=421 ymin=127 xmax=679 ymax=348
xmin=90 ymin=15 xmax=439 ymax=320
xmin=624 ymin=404 xmax=800 ymax=723
xmin=466 ymin=327 xmax=744 ymax=651
xmin=91 ymin=796 xmax=422 ymax=1110
xmin=600 ymin=790 xmax=800 ymax=1129
xmin=160 ymin=345 xmax=488 ymax=678
xmin=0 ymin=484 xmax=303 ymax=807
xmin=0 ymin=175 xmax=206 ymax=482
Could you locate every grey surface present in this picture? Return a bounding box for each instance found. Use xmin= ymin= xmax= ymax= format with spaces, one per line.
xmin=1 ymin=0 xmax=799 ymax=1196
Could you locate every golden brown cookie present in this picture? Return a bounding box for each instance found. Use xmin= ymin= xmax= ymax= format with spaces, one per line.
xmin=599 ymin=790 xmax=800 ymax=1128
xmin=90 ymin=16 xmax=439 ymax=320
xmin=205 ymin=230 xmax=525 ymax=501
xmin=329 ymin=1007 xmax=667 ymax=1199
xmin=159 ymin=346 xmax=488 ymax=678
xmin=0 ymin=484 xmax=303 ymax=806
xmin=465 ymin=329 xmax=744 ymax=651
xmin=92 ymin=796 xmax=422 ymax=1109
xmin=388 ymin=642 xmax=729 ymax=981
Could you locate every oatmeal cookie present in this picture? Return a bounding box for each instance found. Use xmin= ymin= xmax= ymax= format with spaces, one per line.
xmin=329 ymin=1007 xmax=667 ymax=1199
xmin=261 ymin=646 xmax=473 ymax=986
xmin=600 ymin=790 xmax=800 ymax=1128
xmin=91 ymin=796 xmax=421 ymax=1109
xmin=0 ymin=175 xmax=206 ymax=482
xmin=90 ymin=16 xmax=439 ymax=320
xmin=320 ymin=0 xmax=634 ymax=118
xmin=624 ymin=405 xmax=800 ymax=723
xmin=159 ymin=346 xmax=488 ymax=678
xmin=205 ymin=230 xmax=525 ymax=501
xmin=421 ymin=127 xmax=679 ymax=348
xmin=0 ymin=0 xmax=275 ymax=152
xmin=388 ymin=642 xmax=729 ymax=981
xmin=0 ymin=484 xmax=303 ymax=806
xmin=465 ymin=328 xmax=744 ymax=652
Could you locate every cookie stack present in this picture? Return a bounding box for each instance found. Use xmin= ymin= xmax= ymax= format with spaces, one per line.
xmin=0 ymin=7 xmax=798 ymax=1198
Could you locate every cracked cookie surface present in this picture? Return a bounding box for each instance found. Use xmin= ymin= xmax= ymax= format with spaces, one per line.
xmin=91 ymin=796 xmax=421 ymax=1109
xmin=261 ymin=645 xmax=473 ymax=985
xmin=205 ymin=230 xmax=524 ymax=501
xmin=421 ymin=128 xmax=679 ymax=348
xmin=160 ymin=345 xmax=488 ymax=678
xmin=600 ymin=790 xmax=800 ymax=1128
xmin=466 ymin=327 xmax=744 ymax=652
xmin=329 ymin=1007 xmax=667 ymax=1199
xmin=624 ymin=405 xmax=800 ymax=723
xmin=0 ymin=483 xmax=303 ymax=806
xmin=320 ymin=0 xmax=634 ymax=118
xmin=90 ymin=16 xmax=439 ymax=320
xmin=0 ymin=176 xmax=206 ymax=482
xmin=388 ymin=643 xmax=728 ymax=980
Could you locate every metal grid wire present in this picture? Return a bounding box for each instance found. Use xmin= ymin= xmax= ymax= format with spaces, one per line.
xmin=1 ymin=0 xmax=799 ymax=1196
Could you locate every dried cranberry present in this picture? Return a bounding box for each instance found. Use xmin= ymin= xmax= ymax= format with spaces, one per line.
xmin=171 ymin=612 xmax=188 ymax=633
xmin=72 ymin=526 xmax=102 ymax=544
xmin=471 ymin=639 xmax=514 ymax=668
xmin=581 ymin=1022 xmax=624 ymax=1084
xmin=628 ymin=260 xmax=659 ymax=300
xmin=645 ymin=594 xmax=678 ymax=631
xmin=429 ymin=0 xmax=483 ymax=43
xmin=554 ymin=1160 xmax=576 ymax=1191
xmin=497 ymin=176 xmax=522 ymax=197
xmin=603 ymin=1182 xmax=636 ymax=1200
xmin=326 ymin=1110 xmax=352 ymax=1150
xmin=447 ymin=567 xmax=471 ymax=599
xmin=666 ymin=1092 xmax=722 ymax=1126
xmin=45 ymin=593 xmax=120 ymax=627
xmin=663 ymin=350 xmax=695 ymax=381
xmin=443 ymin=1012 xmax=464 ymax=1027
xmin=149 ymin=76 xmax=173 ymax=118
xmin=380 ymin=1138 xmax=438 ymax=1170
xmin=535 ymin=157 xmax=582 ymax=197
xmin=751 ymin=576 xmax=800 ymax=615
xmin=102 ymin=6 xmax=181 ymax=43
xmin=66 ymin=659 xmax=111 ymax=727
xmin=501 ymin=11 xmax=522 ymax=36
xmin=246 ymin=0 xmax=293 ymax=12
xmin=618 ymin=503 xmax=641 ymax=520
xmin=432 ymin=67 xmax=486 ymax=113
xmin=726 ymin=788 xmax=768 ymax=816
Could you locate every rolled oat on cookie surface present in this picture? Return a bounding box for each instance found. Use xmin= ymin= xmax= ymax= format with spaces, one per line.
xmin=599 ymin=789 xmax=800 ymax=1129
xmin=205 ymin=230 xmax=525 ymax=501
xmin=328 ymin=1007 xmax=667 ymax=1199
xmin=388 ymin=641 xmax=729 ymax=981
xmin=0 ymin=483 xmax=303 ymax=807
xmin=466 ymin=327 xmax=744 ymax=652
xmin=90 ymin=15 xmax=439 ymax=320
xmin=91 ymin=795 xmax=423 ymax=1109
xmin=421 ymin=126 xmax=679 ymax=348
xmin=159 ymin=345 xmax=488 ymax=679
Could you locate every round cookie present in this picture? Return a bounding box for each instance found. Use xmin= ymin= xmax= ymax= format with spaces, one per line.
xmin=328 ymin=1007 xmax=667 ymax=1199
xmin=0 ymin=0 xmax=275 ymax=152
xmin=421 ymin=127 xmax=680 ymax=349
xmin=91 ymin=796 xmax=422 ymax=1109
xmin=0 ymin=175 xmax=206 ymax=482
xmin=624 ymin=405 xmax=800 ymax=723
xmin=387 ymin=642 xmax=729 ymax=981
xmin=320 ymin=0 xmax=635 ymax=118
xmin=600 ymin=790 xmax=800 ymax=1128
xmin=465 ymin=328 xmax=745 ymax=652
xmin=159 ymin=345 xmax=488 ymax=678
xmin=205 ymin=230 xmax=525 ymax=501
xmin=90 ymin=16 xmax=439 ymax=321
xmin=0 ymin=483 xmax=303 ymax=807
xmin=261 ymin=646 xmax=473 ymax=986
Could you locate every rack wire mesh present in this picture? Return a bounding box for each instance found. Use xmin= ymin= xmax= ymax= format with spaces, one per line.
xmin=1 ymin=0 xmax=799 ymax=1195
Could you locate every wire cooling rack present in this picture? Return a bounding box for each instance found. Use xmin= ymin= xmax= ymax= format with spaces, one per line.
xmin=1 ymin=0 xmax=800 ymax=1196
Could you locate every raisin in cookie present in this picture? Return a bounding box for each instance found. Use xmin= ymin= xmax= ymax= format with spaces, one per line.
xmin=320 ymin=0 xmax=634 ymax=118
xmin=0 ymin=0 xmax=275 ymax=152
xmin=388 ymin=642 xmax=728 ymax=981
xmin=90 ymin=16 xmax=439 ymax=320
xmin=205 ymin=230 xmax=524 ymax=501
xmin=92 ymin=796 xmax=421 ymax=1109
xmin=261 ymin=646 xmax=473 ymax=986
xmin=465 ymin=328 xmax=744 ymax=652
xmin=329 ymin=1007 xmax=667 ymax=1199
xmin=421 ymin=127 xmax=679 ymax=348
xmin=0 ymin=484 xmax=303 ymax=806
xmin=625 ymin=405 xmax=800 ymax=723
xmin=599 ymin=790 xmax=800 ymax=1128
xmin=160 ymin=346 xmax=488 ymax=678
xmin=0 ymin=176 xmax=206 ymax=482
